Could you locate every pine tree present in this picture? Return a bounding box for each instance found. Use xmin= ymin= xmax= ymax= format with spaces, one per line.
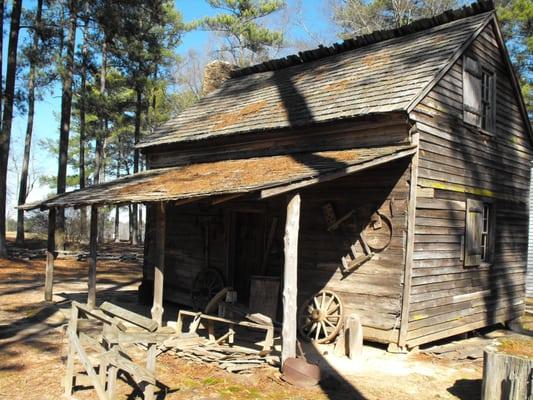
xmin=496 ymin=0 xmax=532 ymax=115
xmin=0 ymin=0 xmax=23 ymax=257
xmin=191 ymin=0 xmax=286 ymax=66
xmin=16 ymin=0 xmax=45 ymax=245
xmin=56 ymin=0 xmax=77 ymax=249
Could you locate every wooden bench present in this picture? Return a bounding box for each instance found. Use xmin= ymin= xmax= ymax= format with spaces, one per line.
xmin=176 ymin=309 xmax=274 ymax=355
xmin=64 ymin=301 xmax=171 ymax=400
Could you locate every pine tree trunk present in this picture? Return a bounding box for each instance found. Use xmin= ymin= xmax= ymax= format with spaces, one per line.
xmin=16 ymin=0 xmax=43 ymax=246
xmin=56 ymin=0 xmax=77 ymax=250
xmin=129 ymin=205 xmax=134 ymax=244
xmin=95 ymin=39 xmax=108 ymax=244
xmin=0 ymin=0 xmax=5 ymax=130
xmin=0 ymin=0 xmax=23 ymax=257
xmin=79 ymin=3 xmax=89 ymax=241
xmin=131 ymin=87 xmax=142 ymax=245
xmin=114 ymin=162 xmax=120 ymax=242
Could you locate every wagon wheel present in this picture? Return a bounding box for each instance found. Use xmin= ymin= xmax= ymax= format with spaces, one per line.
xmin=361 ymin=211 xmax=393 ymax=252
xmin=298 ymin=290 xmax=344 ymax=344
xmin=191 ymin=268 xmax=225 ymax=311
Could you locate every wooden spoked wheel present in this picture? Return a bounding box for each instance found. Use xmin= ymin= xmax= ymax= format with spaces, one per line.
xmin=191 ymin=268 xmax=225 ymax=311
xmin=298 ymin=290 xmax=344 ymax=344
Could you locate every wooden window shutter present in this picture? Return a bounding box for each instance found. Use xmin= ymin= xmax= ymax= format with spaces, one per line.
xmin=464 ymin=199 xmax=483 ymax=266
xmin=463 ymin=56 xmax=482 ymax=127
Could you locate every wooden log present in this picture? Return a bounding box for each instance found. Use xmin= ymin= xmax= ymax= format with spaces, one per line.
xmin=282 ymin=193 xmax=300 ymax=365
xmin=88 ymin=205 xmax=98 ymax=309
xmin=151 ymin=202 xmax=166 ymax=326
xmin=481 ymin=339 xmax=533 ymax=400
xmin=346 ymin=314 xmax=363 ymax=360
xmin=45 ymin=208 xmax=56 ymax=301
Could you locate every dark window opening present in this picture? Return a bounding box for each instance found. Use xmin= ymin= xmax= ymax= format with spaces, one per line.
xmin=481 ymin=71 xmax=495 ymax=132
xmin=480 ymin=203 xmax=491 ymax=261
xmin=463 ymin=56 xmax=496 ymax=132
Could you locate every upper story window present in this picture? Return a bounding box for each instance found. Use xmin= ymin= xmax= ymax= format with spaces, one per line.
xmin=463 ymin=56 xmax=496 ymax=132
xmin=464 ymin=199 xmax=494 ymax=267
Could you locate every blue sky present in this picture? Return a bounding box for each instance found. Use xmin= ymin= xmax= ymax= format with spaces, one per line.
xmin=5 ymin=0 xmax=337 ymax=216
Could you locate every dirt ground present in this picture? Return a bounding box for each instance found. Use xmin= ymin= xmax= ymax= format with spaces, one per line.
xmin=1 ymin=237 xmax=531 ymax=400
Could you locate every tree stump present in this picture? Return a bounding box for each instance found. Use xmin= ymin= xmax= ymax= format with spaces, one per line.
xmin=481 ymin=337 xmax=533 ymax=400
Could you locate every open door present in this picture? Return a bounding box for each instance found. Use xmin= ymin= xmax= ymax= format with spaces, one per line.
xmin=232 ymin=212 xmax=265 ymax=303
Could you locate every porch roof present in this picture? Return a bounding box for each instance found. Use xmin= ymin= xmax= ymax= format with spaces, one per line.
xmin=22 ymin=144 xmax=416 ymax=210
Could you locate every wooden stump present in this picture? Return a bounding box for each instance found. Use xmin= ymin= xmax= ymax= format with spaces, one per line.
xmin=481 ymin=338 xmax=533 ymax=400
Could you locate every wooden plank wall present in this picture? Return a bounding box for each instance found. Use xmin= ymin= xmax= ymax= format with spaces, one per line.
xmin=145 ymin=113 xmax=410 ymax=169
xmin=408 ymin=22 xmax=531 ymax=347
xmin=143 ymin=159 xmax=411 ymax=344
xmin=295 ymin=160 xmax=410 ymax=343
xmin=526 ymin=164 xmax=533 ymax=302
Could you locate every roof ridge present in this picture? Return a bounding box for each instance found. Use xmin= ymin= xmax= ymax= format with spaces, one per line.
xmin=231 ymin=0 xmax=494 ymax=79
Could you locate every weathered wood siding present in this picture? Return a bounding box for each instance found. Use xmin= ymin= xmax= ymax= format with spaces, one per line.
xmin=526 ymin=166 xmax=533 ymax=300
xmin=408 ymin=22 xmax=531 ymax=347
xmin=295 ymin=159 xmax=410 ymax=342
xmin=144 ymin=158 xmax=411 ymax=343
xmin=144 ymin=113 xmax=410 ymax=168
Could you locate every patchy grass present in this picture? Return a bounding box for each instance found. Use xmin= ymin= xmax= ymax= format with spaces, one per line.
xmin=497 ymin=337 xmax=533 ymax=359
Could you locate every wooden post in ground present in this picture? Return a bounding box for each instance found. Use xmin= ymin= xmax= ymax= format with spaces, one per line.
xmin=151 ymin=202 xmax=166 ymax=326
xmin=282 ymin=193 xmax=300 ymax=366
xmin=482 ymin=340 xmax=533 ymax=400
xmin=88 ymin=205 xmax=98 ymax=309
xmin=44 ymin=207 xmax=56 ymax=301
xmin=346 ymin=314 xmax=363 ymax=360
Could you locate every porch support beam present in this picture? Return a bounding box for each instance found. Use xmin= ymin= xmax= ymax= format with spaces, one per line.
xmin=398 ymin=129 xmax=419 ymax=348
xmin=151 ymin=201 xmax=166 ymax=326
xmin=281 ymin=193 xmax=301 ymax=366
xmin=88 ymin=205 xmax=98 ymax=309
xmin=44 ymin=208 xmax=56 ymax=301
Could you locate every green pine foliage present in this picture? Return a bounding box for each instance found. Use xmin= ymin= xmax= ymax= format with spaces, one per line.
xmin=191 ymin=0 xmax=286 ymax=66
xmin=496 ymin=0 xmax=532 ymax=115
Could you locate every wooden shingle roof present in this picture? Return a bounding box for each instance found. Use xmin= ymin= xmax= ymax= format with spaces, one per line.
xmin=23 ymin=145 xmax=416 ymax=209
xmin=140 ymin=3 xmax=494 ymax=149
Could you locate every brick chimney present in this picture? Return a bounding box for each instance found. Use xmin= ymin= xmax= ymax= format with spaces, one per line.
xmin=201 ymin=60 xmax=237 ymax=96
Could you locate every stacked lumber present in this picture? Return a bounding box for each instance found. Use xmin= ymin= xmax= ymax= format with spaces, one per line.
xmin=6 ymin=246 xmax=142 ymax=261
xmin=160 ymin=334 xmax=280 ymax=374
xmin=174 ymin=343 xmax=280 ymax=373
xmin=7 ymin=247 xmax=45 ymax=259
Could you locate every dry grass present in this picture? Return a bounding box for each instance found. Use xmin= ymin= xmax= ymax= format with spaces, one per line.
xmin=497 ymin=337 xmax=533 ymax=359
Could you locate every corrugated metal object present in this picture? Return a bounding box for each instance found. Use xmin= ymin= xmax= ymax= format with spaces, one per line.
xmin=281 ymin=357 xmax=320 ymax=387
xmin=21 ymin=145 xmax=416 ymax=210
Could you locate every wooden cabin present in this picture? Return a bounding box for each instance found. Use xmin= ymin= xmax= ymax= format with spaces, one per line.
xmin=25 ymin=0 xmax=531 ymax=353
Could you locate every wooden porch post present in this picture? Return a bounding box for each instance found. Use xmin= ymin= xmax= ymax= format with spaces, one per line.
xmin=44 ymin=208 xmax=56 ymax=301
xmin=88 ymin=205 xmax=98 ymax=309
xmin=282 ymin=193 xmax=300 ymax=366
xmin=151 ymin=202 xmax=166 ymax=326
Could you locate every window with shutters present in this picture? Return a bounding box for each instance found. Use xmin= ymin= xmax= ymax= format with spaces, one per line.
xmin=464 ymin=199 xmax=493 ymax=267
xmin=463 ymin=56 xmax=496 ymax=132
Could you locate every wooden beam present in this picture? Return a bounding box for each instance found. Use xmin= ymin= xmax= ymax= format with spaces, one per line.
xmin=211 ymin=193 xmax=244 ymax=205
xmin=151 ymin=202 xmax=166 ymax=326
xmin=44 ymin=208 xmax=56 ymax=301
xmin=88 ymin=205 xmax=98 ymax=309
xmin=259 ymin=147 xmax=417 ymax=199
xmin=398 ymin=129 xmax=419 ymax=348
xmin=281 ymin=193 xmax=300 ymax=366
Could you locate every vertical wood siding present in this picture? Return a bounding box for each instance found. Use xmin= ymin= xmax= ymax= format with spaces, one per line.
xmin=526 ymin=167 xmax=533 ymax=298
xmin=408 ymin=22 xmax=531 ymax=347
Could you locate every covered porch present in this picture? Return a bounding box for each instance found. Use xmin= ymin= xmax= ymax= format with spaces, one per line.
xmin=22 ymin=144 xmax=416 ymax=363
